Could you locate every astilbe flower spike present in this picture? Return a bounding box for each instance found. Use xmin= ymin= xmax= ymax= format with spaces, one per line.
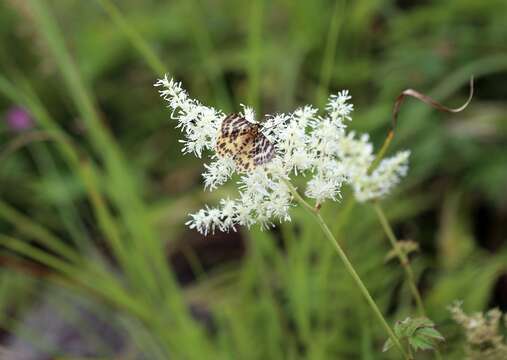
xmin=155 ymin=76 xmax=410 ymax=235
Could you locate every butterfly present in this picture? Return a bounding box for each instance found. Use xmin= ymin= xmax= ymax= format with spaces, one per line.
xmin=216 ymin=113 xmax=275 ymax=171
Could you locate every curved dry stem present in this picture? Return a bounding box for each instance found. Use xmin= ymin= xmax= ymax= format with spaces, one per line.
xmin=391 ymin=77 xmax=474 ymax=131
xmin=369 ymin=77 xmax=474 ymax=173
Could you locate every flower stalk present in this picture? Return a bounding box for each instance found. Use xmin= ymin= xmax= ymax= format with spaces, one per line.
xmin=157 ymin=76 xmax=417 ymax=358
xmin=285 ymin=181 xmax=410 ymax=360
xmin=373 ymin=201 xmax=443 ymax=360
xmin=373 ymin=202 xmax=425 ymax=316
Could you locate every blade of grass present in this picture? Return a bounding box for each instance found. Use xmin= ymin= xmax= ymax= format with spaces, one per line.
xmin=0 ymin=131 xmax=57 ymax=164
xmin=94 ymin=0 xmax=167 ymax=76
xmin=0 ymin=72 xmax=206 ymax=355
xmin=0 ymin=235 xmax=81 ymax=277
xmin=0 ymin=201 xmax=82 ymax=264
xmin=78 ymin=158 xmax=156 ymax=295
xmin=0 ymin=74 xmax=171 ymax=319
xmin=0 ymin=128 xmax=88 ymax=253
xmin=316 ymin=0 xmax=345 ymax=108
xmin=25 ymin=0 xmax=177 ymax=301
xmin=0 ymin=76 xmax=76 ymax=162
xmin=0 ymin=76 xmax=138 ymax=277
xmin=0 ymin=78 xmax=144 ymax=282
xmin=246 ymin=0 xmax=264 ymax=111
xmin=23 ymin=2 xmax=213 ymax=355
xmin=0 ymin=234 xmax=157 ymax=326
xmin=28 ymin=143 xmax=91 ymax=252
xmin=180 ymin=0 xmax=232 ymax=111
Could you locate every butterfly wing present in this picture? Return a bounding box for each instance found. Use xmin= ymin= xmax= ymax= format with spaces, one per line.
xmin=253 ymin=133 xmax=275 ymax=166
xmin=232 ymin=132 xmax=257 ymax=171
xmin=216 ymin=114 xmax=253 ymax=158
xmin=216 ymin=134 xmax=237 ymax=158
xmin=216 ymin=113 xmax=275 ymax=171
xmin=232 ymin=132 xmax=275 ymax=171
xmin=221 ymin=113 xmax=252 ymax=137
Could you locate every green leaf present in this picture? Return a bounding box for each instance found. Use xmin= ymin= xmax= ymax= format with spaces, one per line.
xmin=417 ymin=327 xmax=445 ymax=341
xmin=409 ymin=336 xmax=435 ymax=351
xmin=388 ymin=317 xmax=445 ymax=354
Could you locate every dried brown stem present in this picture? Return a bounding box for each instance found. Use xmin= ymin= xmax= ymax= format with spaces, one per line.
xmin=391 ymin=77 xmax=474 ymax=132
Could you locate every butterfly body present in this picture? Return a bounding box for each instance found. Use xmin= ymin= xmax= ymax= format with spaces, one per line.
xmin=216 ymin=113 xmax=275 ymax=171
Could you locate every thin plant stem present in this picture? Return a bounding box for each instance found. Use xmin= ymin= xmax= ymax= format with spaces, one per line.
xmin=373 ymin=202 xmax=426 ymax=316
xmin=408 ymin=342 xmax=414 ymax=359
xmin=373 ymin=202 xmax=443 ymax=360
xmin=284 ymin=181 xmax=410 ymax=360
xmin=368 ymin=130 xmax=394 ymax=173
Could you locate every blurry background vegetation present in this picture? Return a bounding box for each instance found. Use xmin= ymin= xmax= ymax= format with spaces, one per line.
xmin=0 ymin=0 xmax=506 ymax=359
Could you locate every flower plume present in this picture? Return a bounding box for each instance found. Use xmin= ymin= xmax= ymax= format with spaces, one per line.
xmin=155 ymin=75 xmax=410 ymax=234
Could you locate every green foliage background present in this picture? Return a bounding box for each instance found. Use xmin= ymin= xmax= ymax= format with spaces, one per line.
xmin=0 ymin=0 xmax=506 ymax=359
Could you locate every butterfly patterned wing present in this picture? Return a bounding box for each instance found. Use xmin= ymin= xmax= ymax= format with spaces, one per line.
xmin=216 ymin=134 xmax=237 ymax=158
xmin=253 ymin=133 xmax=275 ymax=166
xmin=221 ymin=113 xmax=252 ymax=137
xmin=215 ymin=114 xmax=275 ymax=171
xmin=232 ymin=132 xmax=258 ymax=172
xmin=216 ymin=114 xmax=253 ymax=158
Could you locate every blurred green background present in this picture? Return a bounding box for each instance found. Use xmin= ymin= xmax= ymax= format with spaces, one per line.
xmin=0 ymin=0 xmax=506 ymax=359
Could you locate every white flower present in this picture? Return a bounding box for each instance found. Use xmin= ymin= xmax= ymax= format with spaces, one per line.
xmin=156 ymin=76 xmax=411 ymax=235
xmin=218 ymin=198 xmax=237 ymax=232
xmin=185 ymin=207 xmax=222 ymax=236
xmin=155 ymin=76 xmax=223 ymax=158
xmin=306 ymin=175 xmax=341 ymax=204
xmin=240 ymin=104 xmax=256 ymax=124
xmin=326 ymin=90 xmax=354 ymax=123
xmin=202 ymin=156 xmax=236 ymax=191
xmin=352 ymin=151 xmax=410 ymax=202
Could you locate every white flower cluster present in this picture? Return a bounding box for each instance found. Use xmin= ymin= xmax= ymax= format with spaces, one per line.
xmin=155 ymin=76 xmax=410 ymax=235
xmin=155 ymin=77 xmax=223 ymax=158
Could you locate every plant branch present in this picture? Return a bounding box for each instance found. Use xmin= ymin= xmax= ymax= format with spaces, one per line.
xmin=373 ymin=202 xmax=425 ymax=315
xmin=373 ymin=202 xmax=443 ymax=360
xmin=285 ymin=181 xmax=410 ymax=359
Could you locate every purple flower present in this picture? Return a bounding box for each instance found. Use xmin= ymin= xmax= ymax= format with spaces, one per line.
xmin=5 ymin=106 xmax=34 ymax=132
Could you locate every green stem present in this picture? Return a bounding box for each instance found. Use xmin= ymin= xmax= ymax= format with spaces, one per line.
xmin=407 ymin=341 xmax=414 ymax=359
xmin=373 ymin=202 xmax=425 ymax=316
xmin=368 ymin=130 xmax=394 ymax=174
xmin=284 ymin=181 xmax=410 ymax=360
xmin=373 ymin=202 xmax=443 ymax=360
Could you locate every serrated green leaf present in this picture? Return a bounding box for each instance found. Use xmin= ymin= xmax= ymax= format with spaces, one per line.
xmin=409 ymin=336 xmax=435 ymax=351
xmin=405 ymin=319 xmax=421 ymax=337
xmin=388 ymin=317 xmax=444 ymax=354
xmin=417 ymin=327 xmax=445 ymax=341
xmin=393 ymin=321 xmax=404 ymax=338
